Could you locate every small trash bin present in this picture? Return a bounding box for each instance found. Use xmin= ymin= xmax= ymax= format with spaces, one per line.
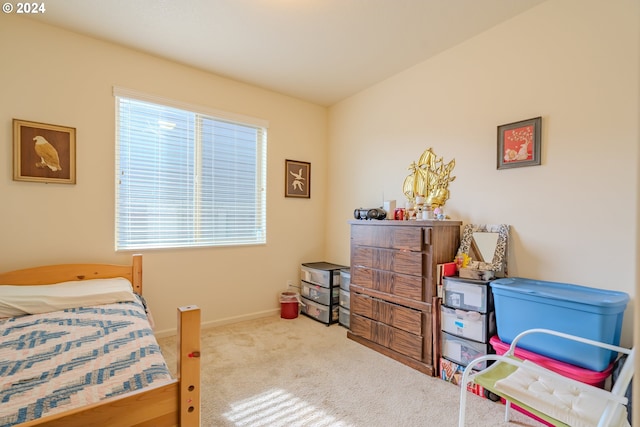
xmin=280 ymin=291 xmax=300 ymax=319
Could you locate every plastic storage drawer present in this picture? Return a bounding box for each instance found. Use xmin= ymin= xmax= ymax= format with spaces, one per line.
xmin=490 ymin=277 xmax=629 ymax=371
xmin=339 ymin=306 xmax=350 ymax=328
xmin=441 ymin=306 xmax=495 ymax=343
xmin=340 ymin=269 xmax=351 ymax=291
xmin=441 ymin=332 xmax=493 ymax=369
xmin=443 ymin=277 xmax=493 ymax=313
xmin=300 ymin=262 xmax=346 ymax=288
xmin=301 ymin=281 xmax=339 ymax=305
xmin=339 ymin=289 xmax=350 ymax=309
xmin=301 ymin=297 xmax=339 ymax=323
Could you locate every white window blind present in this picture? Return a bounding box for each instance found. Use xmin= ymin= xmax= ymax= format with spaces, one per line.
xmin=114 ymin=88 xmax=267 ymax=250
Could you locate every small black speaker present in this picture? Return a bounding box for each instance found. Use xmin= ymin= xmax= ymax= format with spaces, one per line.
xmin=354 ymin=208 xmax=386 ymax=220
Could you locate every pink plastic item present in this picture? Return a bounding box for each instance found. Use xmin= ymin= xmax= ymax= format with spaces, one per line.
xmin=489 ymin=335 xmax=613 ymax=386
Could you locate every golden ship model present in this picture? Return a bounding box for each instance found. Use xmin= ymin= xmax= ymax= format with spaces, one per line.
xmin=403 ymin=147 xmax=456 ymax=208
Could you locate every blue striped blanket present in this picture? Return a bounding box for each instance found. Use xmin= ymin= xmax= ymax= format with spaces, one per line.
xmin=0 ymin=298 xmax=172 ymax=427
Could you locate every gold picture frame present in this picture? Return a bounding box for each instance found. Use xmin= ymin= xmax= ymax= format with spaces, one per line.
xmin=284 ymin=159 xmax=310 ymax=198
xmin=13 ymin=119 xmax=76 ymax=184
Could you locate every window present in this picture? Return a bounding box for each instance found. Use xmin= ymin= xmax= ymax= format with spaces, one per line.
xmin=114 ymin=88 xmax=267 ymax=250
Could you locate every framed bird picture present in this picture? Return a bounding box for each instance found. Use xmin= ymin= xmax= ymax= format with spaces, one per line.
xmin=13 ymin=119 xmax=76 ymax=184
xmin=285 ymin=159 xmax=310 ymax=198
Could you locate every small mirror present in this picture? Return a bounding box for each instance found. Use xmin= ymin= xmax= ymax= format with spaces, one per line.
xmin=458 ymin=224 xmax=509 ymax=276
xmin=471 ymin=231 xmax=499 ymax=262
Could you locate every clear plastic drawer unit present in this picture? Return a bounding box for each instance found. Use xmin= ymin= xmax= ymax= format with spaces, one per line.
xmin=442 ymin=277 xmax=493 ymax=313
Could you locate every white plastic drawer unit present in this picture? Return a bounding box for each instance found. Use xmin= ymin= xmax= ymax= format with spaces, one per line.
xmin=301 ymin=281 xmax=339 ymax=305
xmin=440 ymin=306 xmax=495 ymax=343
xmin=442 ymin=277 xmax=493 ymax=313
xmin=441 ymin=332 xmax=492 ymax=369
xmin=301 ymin=297 xmax=339 ymax=324
xmin=300 ymin=262 xmax=347 ymax=289
xmin=339 ymin=306 xmax=350 ymax=328
xmin=339 ymin=289 xmax=350 ymax=309
xmin=340 ymin=269 xmax=351 ymax=291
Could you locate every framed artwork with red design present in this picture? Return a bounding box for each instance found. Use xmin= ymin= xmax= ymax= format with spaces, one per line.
xmin=497 ymin=117 xmax=541 ymax=170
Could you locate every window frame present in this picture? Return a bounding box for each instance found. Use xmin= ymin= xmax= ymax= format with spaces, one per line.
xmin=113 ymin=87 xmax=268 ymax=251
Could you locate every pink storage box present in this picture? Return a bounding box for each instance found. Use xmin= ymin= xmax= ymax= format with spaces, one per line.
xmin=490 ymin=335 xmax=614 ymax=426
xmin=489 ymin=335 xmax=613 ymax=386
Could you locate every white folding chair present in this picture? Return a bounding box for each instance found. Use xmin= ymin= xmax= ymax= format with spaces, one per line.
xmin=458 ymin=328 xmax=634 ymax=427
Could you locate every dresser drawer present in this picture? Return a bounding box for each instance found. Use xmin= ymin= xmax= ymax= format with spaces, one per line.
xmin=350 ymin=312 xmax=374 ymax=341
xmin=351 ymin=292 xmax=422 ymax=335
xmin=352 ymin=267 xmax=424 ymax=301
xmin=351 ymin=225 xmax=429 ymax=250
xmin=350 ymin=313 xmax=423 ymax=361
xmin=351 ymin=246 xmax=424 ymax=276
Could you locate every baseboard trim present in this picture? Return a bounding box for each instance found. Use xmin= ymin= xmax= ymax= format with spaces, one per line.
xmin=155 ymin=308 xmax=280 ymax=338
xmin=201 ymin=309 xmax=280 ymax=330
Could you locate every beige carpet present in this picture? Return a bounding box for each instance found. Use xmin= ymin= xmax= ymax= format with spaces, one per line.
xmin=158 ymin=314 xmax=545 ymax=427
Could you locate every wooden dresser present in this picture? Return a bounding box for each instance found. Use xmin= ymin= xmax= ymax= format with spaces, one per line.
xmin=347 ymin=219 xmax=461 ymax=376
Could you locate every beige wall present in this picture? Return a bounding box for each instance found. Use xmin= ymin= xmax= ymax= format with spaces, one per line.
xmin=0 ymin=0 xmax=638 ymax=351
xmin=326 ymin=0 xmax=638 ymax=347
xmin=0 ymin=15 xmax=329 ymax=334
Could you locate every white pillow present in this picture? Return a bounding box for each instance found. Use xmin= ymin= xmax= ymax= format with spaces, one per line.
xmin=0 ymin=277 xmax=137 ymax=318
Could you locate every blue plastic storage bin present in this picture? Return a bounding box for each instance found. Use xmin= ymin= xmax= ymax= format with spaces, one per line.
xmin=490 ymin=278 xmax=629 ymax=371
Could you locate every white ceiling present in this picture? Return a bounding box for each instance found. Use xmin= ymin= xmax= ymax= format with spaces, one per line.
xmin=32 ymin=0 xmax=546 ymax=106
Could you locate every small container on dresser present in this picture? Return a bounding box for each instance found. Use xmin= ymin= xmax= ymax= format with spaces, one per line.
xmin=300 ymin=262 xmax=348 ymax=325
xmin=440 ymin=276 xmax=496 ymax=370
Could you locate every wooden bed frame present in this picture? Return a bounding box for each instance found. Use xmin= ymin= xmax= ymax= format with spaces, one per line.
xmin=0 ymin=254 xmax=201 ymax=427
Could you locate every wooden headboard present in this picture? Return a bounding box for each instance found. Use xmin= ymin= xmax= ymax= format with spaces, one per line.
xmin=0 ymin=254 xmax=143 ymax=294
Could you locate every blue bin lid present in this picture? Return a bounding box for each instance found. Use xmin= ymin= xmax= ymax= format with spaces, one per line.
xmin=490 ymin=277 xmax=629 ymax=309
